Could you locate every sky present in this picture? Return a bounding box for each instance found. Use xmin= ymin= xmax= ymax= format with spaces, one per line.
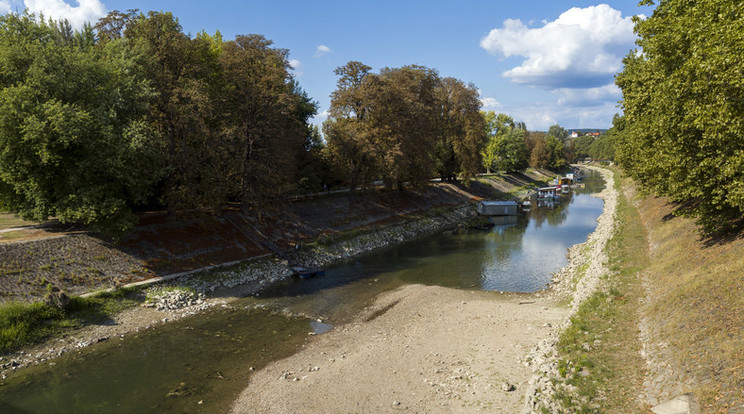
xmin=0 ymin=0 xmax=655 ymax=130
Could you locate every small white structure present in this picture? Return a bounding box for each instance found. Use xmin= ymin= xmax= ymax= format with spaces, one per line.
xmin=476 ymin=200 xmax=519 ymax=216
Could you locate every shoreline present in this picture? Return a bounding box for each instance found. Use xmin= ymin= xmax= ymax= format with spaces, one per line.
xmin=229 ymin=166 xmax=617 ymax=413
xmin=1 ymin=166 xmax=617 ymax=413
xmin=1 ymin=204 xmax=477 ymax=379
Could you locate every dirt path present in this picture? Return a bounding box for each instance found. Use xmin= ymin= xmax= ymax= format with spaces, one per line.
xmin=231 ymin=286 xmax=565 ymax=414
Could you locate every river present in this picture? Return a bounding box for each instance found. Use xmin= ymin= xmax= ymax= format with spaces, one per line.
xmin=0 ymin=171 xmax=605 ymax=413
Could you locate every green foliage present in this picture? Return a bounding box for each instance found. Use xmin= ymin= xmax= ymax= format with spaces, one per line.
xmin=615 ymin=0 xmax=744 ymax=234
xmin=0 ymin=11 xmax=318 ymax=235
xmin=545 ymin=135 xmax=567 ymax=169
xmin=0 ymin=301 xmax=63 ymax=352
xmin=547 ymin=124 xmax=569 ymax=142
xmin=573 ymin=135 xmax=596 ymax=160
xmin=324 ymin=62 xmax=486 ymax=189
xmin=482 ymin=113 xmax=528 ymax=173
xmin=587 ymin=117 xmax=619 ymax=161
xmin=0 ymin=288 xmax=141 ymax=353
xmin=435 ymin=78 xmax=487 ymax=184
xmin=0 ymin=13 xmax=164 ymax=237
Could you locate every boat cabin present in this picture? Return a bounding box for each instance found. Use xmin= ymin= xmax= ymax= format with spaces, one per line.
xmin=558 ymin=177 xmax=573 ymax=186
xmin=476 ymin=200 xmax=519 ymax=216
xmin=537 ymin=186 xmax=559 ymax=199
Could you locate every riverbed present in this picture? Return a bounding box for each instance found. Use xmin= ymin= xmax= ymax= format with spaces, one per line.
xmin=0 ymin=171 xmax=606 ymax=413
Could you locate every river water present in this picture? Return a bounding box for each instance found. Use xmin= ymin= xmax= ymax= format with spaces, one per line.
xmin=0 ymin=171 xmax=605 ymax=413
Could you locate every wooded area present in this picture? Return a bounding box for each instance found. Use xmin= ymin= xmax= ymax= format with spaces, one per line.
xmin=615 ymin=0 xmax=744 ymax=234
xmin=0 ymin=10 xmax=588 ymax=237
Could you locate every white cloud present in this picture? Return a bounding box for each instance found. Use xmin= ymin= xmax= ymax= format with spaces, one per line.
xmin=315 ymin=44 xmax=332 ymax=57
xmin=0 ymin=1 xmax=11 ymax=13
xmin=480 ymin=4 xmax=636 ymax=89
xmin=553 ymin=84 xmax=621 ymax=106
xmin=310 ymin=109 xmax=330 ymax=127
xmin=23 ymin=0 xmax=107 ymax=29
xmin=505 ymin=99 xmax=618 ymax=130
xmin=288 ymin=59 xmax=303 ymax=76
xmin=480 ymin=97 xmax=501 ymax=109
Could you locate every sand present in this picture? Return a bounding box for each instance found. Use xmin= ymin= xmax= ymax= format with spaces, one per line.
xmin=230 ymin=287 xmax=566 ymax=414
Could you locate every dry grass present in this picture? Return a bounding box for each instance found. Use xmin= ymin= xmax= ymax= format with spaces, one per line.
xmin=553 ymin=168 xmax=649 ymax=413
xmin=0 ymin=213 xmax=36 ymax=230
xmin=638 ymin=192 xmax=744 ymax=412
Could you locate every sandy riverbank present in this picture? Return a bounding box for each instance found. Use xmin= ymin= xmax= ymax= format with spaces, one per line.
xmin=229 ymin=166 xmax=617 ymax=414
xmin=231 ymin=285 xmax=565 ymax=413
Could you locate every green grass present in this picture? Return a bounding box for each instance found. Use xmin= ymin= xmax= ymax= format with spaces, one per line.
xmin=548 ymin=168 xmax=649 ymax=413
xmin=0 ymin=213 xmax=36 ymax=230
xmin=0 ymin=288 xmax=143 ymax=353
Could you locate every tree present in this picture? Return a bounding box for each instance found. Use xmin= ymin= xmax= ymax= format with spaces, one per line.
xmin=0 ymin=13 xmax=163 ymax=236
xmin=434 ymin=78 xmax=487 ymax=183
xmin=482 ymin=112 xmax=528 ymax=173
xmin=616 ymin=0 xmax=744 ymax=233
xmin=545 ymin=135 xmax=567 ymax=169
xmin=219 ymin=34 xmax=316 ymax=213
xmin=484 ymin=112 xmax=516 ymax=137
xmin=93 ymin=9 xmax=138 ymax=43
xmin=324 ymin=61 xmax=377 ymax=190
xmin=529 ymin=138 xmax=551 ymax=169
xmin=547 ymin=124 xmax=569 ymax=142
xmin=483 ymin=127 xmax=528 ymax=173
xmin=325 ymin=62 xmax=489 ymax=190
xmin=573 ymin=135 xmax=596 ymax=160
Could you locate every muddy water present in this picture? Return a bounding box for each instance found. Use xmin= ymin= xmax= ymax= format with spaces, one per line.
xmin=0 ymin=171 xmax=604 ymax=413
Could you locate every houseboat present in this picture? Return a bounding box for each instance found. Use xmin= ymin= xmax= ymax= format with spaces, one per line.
xmin=536 ymin=186 xmax=560 ymax=200
xmin=476 ymin=200 xmax=519 ymax=216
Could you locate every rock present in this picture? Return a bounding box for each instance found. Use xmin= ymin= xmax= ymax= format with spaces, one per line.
xmin=43 ymin=287 xmax=70 ymax=309
xmin=651 ymin=394 xmax=700 ymax=414
xmin=501 ymin=381 xmax=516 ymax=392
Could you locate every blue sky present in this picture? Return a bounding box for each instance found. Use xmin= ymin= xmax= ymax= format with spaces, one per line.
xmin=1 ymin=1 xmax=654 ymax=130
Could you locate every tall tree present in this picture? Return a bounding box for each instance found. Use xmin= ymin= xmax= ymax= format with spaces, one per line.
xmin=324 ymin=61 xmax=377 ymax=190
xmin=547 ymin=124 xmax=569 ymax=142
xmin=369 ymin=65 xmax=441 ymax=189
xmin=0 ymin=13 xmax=163 ymax=235
xmin=219 ymin=34 xmax=316 ymax=213
xmin=616 ymin=0 xmax=744 ymax=233
xmin=529 ymin=138 xmax=551 ymax=169
xmin=482 ymin=112 xmax=528 ymax=173
xmin=545 ymin=135 xmax=567 ymax=169
xmin=434 ymin=78 xmax=487 ymax=183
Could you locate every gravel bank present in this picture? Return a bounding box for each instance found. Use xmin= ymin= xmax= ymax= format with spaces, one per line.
xmin=521 ymin=166 xmax=618 ymax=413
xmin=1 ymin=204 xmax=476 ymax=379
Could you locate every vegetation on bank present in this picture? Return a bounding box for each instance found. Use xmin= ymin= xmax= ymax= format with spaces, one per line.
xmin=550 ymin=169 xmax=648 ymax=413
xmin=615 ymin=0 xmax=744 ymax=235
xmin=636 ymin=182 xmax=744 ymax=412
xmin=0 ymin=11 xmax=589 ymax=239
xmin=0 ymin=288 xmax=142 ymax=353
xmin=551 ymin=167 xmax=744 ymax=412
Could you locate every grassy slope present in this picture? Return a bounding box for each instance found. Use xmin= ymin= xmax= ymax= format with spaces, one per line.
xmin=552 ymin=168 xmax=649 ymax=413
xmin=0 ymin=288 xmax=143 ymax=353
xmin=554 ymin=168 xmax=744 ymax=413
xmin=637 ymin=186 xmax=744 ymax=411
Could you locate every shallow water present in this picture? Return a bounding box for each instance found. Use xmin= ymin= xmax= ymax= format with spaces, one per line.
xmin=0 ymin=170 xmax=605 ymax=413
